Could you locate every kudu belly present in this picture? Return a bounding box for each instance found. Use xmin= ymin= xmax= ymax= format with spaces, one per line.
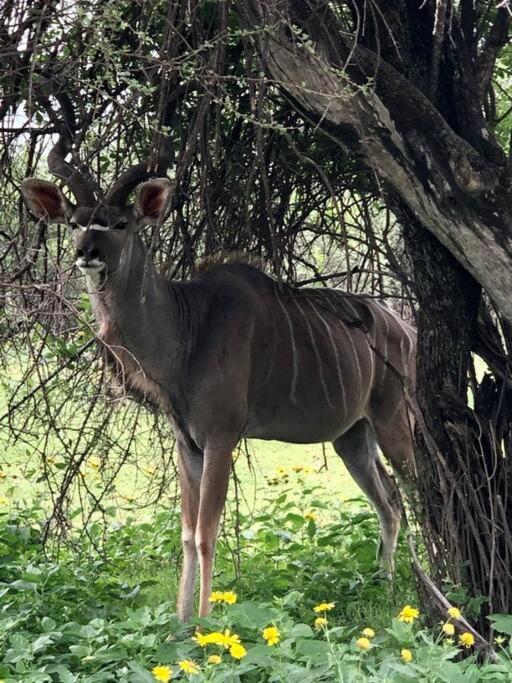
xmin=244 ymin=327 xmax=377 ymax=444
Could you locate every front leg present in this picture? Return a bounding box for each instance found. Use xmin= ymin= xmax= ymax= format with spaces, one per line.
xmin=177 ymin=440 xmax=203 ymax=622
xmin=195 ymin=445 xmax=233 ymax=618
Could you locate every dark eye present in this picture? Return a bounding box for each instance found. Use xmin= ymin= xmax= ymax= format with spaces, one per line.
xmin=69 ymin=220 xmax=79 ymax=230
xmin=115 ymin=220 xmax=128 ymax=230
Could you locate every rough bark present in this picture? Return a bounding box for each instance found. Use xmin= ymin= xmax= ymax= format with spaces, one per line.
xmin=239 ymin=0 xmax=512 ymax=627
xmin=239 ymin=0 xmax=512 ymax=325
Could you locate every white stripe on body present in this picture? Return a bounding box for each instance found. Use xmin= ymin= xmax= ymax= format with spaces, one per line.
xmin=274 ymin=286 xmax=299 ymax=404
xmin=378 ymin=305 xmax=390 ymax=390
xmin=385 ymin=306 xmax=416 ymax=354
xmin=292 ymin=298 xmax=335 ymax=408
xmin=78 ymin=223 xmax=110 ymax=232
xmin=343 ymin=298 xmax=375 ymax=406
xmin=322 ymin=295 xmax=363 ymax=403
xmin=305 ymin=297 xmax=347 ymax=416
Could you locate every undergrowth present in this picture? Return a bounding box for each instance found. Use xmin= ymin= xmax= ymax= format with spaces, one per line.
xmin=1 ymin=471 xmax=512 ymax=681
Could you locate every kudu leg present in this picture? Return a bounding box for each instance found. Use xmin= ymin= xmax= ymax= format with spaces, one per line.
xmin=177 ymin=441 xmax=203 ymax=622
xmin=195 ymin=446 xmax=232 ymax=618
xmin=333 ymin=419 xmax=401 ymax=579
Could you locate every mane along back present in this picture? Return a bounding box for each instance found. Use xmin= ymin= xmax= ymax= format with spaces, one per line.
xmin=193 ymin=251 xmax=266 ymax=275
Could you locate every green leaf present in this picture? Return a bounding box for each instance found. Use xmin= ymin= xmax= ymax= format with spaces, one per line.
xmin=228 ymin=601 xmax=276 ymax=628
xmin=488 ymin=614 xmax=512 ymax=635
xmin=294 ymin=638 xmax=331 ymax=664
xmin=288 ymin=623 xmax=314 ymax=639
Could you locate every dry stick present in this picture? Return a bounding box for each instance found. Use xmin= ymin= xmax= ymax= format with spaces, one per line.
xmin=406 ymin=531 xmax=496 ymax=659
xmin=0 ymin=339 xmax=95 ymax=424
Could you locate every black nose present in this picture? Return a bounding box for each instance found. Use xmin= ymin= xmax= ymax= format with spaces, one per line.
xmin=76 ymin=245 xmax=102 ymax=262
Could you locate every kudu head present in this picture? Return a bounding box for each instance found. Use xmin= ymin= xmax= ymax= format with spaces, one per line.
xmin=21 ymin=176 xmax=172 ymax=280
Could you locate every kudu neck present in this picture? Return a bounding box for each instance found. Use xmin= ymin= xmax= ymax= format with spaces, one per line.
xmin=88 ymin=235 xmax=178 ymax=357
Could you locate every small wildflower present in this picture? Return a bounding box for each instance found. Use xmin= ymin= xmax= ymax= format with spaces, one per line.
xmin=401 ymin=648 xmax=413 ymax=663
xmin=356 ymin=637 xmax=371 ymax=650
xmin=0 ymin=471 xmax=6 ymax=479
xmin=362 ymin=627 xmax=375 ymax=638
xmin=178 ymin=660 xmax=200 ymax=674
xmin=192 ymin=631 xmax=211 ymax=647
xmin=398 ymin=605 xmax=420 ymax=623
xmin=203 ymin=630 xmax=241 ymax=649
xmin=459 ymin=632 xmax=475 ymax=649
xmin=304 ymin=510 xmax=318 ymax=522
xmin=262 ymin=625 xmax=281 ymax=646
xmin=152 ymin=665 xmax=172 ymax=682
xmin=207 ymin=654 xmax=222 ymax=665
xmin=314 ymin=602 xmax=335 ymax=613
xmin=229 ymin=643 xmax=247 ymax=659
xmin=314 ymin=617 xmax=327 ymax=629
xmin=495 ymin=635 xmax=507 ymax=646
xmin=448 ymin=606 xmax=461 ymax=619
xmin=208 ymin=590 xmax=237 ymax=604
xmin=442 ymin=622 xmax=455 ymax=636
xmin=0 ymin=497 xmax=8 ymax=506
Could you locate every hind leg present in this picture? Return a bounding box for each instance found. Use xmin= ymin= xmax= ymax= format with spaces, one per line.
xmin=333 ymin=419 xmax=402 ymax=579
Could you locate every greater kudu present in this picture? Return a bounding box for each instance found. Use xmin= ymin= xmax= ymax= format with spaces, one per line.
xmin=22 ymin=167 xmax=416 ymax=621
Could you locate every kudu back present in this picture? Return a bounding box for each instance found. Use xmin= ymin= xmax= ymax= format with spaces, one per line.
xmin=22 ymin=176 xmax=416 ymax=621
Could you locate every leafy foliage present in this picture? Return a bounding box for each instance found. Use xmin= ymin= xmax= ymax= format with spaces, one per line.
xmin=1 ymin=477 xmax=511 ymax=681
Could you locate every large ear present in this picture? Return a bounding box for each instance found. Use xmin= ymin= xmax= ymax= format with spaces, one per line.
xmin=21 ymin=179 xmax=74 ymax=224
xmin=134 ymin=178 xmax=172 ymax=226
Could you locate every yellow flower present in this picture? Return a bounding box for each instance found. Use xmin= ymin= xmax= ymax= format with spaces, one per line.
xmin=203 ymin=629 xmax=240 ymax=649
xmin=152 ymin=665 xmax=172 ymax=682
xmin=192 ymin=631 xmax=212 ymax=647
xmin=208 ymin=590 xmax=237 ymax=604
xmin=178 ymin=660 xmax=200 ymax=674
xmin=362 ymin=628 xmax=375 ymax=638
xmin=442 ymin=622 xmax=455 ymax=636
xmin=304 ymin=510 xmax=318 ymax=522
xmin=262 ymin=625 xmax=281 ymax=646
xmin=87 ymin=457 xmax=101 ymax=469
xmin=459 ymin=632 xmax=475 ymax=649
xmin=314 ymin=602 xmax=335 ymax=613
xmin=401 ymin=648 xmax=413 ymax=663
xmin=0 ymin=471 xmax=7 ymax=479
xmin=495 ymin=635 xmax=507 ymax=646
xmin=447 ymin=606 xmax=461 ymax=619
xmin=207 ymin=654 xmax=222 ymax=665
xmin=0 ymin=497 xmax=8 ymax=506
xmin=356 ymin=637 xmax=371 ymax=650
xmin=314 ymin=617 xmax=327 ymax=629
xmin=229 ymin=643 xmax=247 ymax=659
xmin=398 ymin=605 xmax=420 ymax=623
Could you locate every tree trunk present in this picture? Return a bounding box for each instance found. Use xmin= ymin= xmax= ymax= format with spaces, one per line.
xmin=239 ymin=0 xmax=512 ymax=628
